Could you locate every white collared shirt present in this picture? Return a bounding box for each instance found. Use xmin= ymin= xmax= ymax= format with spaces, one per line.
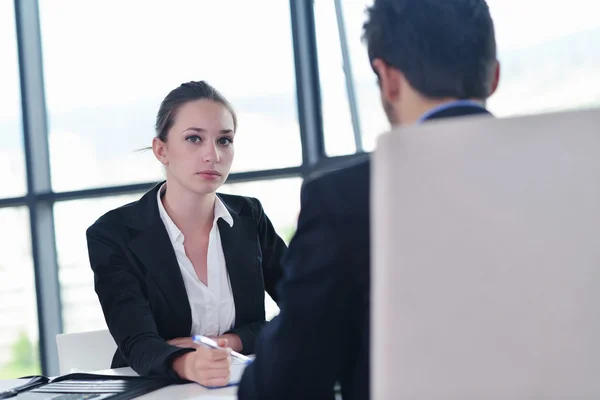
xmin=156 ymin=184 xmax=236 ymax=337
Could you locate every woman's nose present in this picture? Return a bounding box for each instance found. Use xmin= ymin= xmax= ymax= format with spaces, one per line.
xmin=202 ymin=143 xmax=220 ymax=163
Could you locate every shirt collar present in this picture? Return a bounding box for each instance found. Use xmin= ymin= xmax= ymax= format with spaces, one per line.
xmin=214 ymin=195 xmax=234 ymax=228
xmin=416 ymin=99 xmax=486 ymax=124
xmin=156 ymin=183 xmax=234 ymax=245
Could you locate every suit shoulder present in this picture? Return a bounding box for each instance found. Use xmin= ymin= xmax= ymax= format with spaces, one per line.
xmin=305 ymin=155 xmax=370 ymax=192
xmin=87 ymin=199 xmax=139 ymax=235
xmin=302 ymin=156 xmax=370 ymax=215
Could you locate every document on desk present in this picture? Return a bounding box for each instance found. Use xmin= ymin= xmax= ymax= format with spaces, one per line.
xmin=11 ymin=374 xmax=168 ymax=400
xmin=224 ymin=356 xmax=252 ymax=387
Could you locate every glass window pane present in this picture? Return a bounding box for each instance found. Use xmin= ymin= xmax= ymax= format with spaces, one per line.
xmin=54 ymin=194 xmax=142 ymax=333
xmin=219 ymin=177 xmax=302 ymax=319
xmin=314 ymin=0 xmax=388 ymax=156
xmin=486 ymin=0 xmax=600 ymax=116
xmin=219 ymin=177 xmax=302 ymax=243
xmin=0 ymin=207 xmax=40 ymax=379
xmin=314 ymin=1 xmax=357 ymax=157
xmin=0 ymin=1 xmax=26 ymax=199
xmin=318 ymin=0 xmax=600 ymax=153
xmin=39 ymin=0 xmax=301 ymax=193
xmin=338 ymin=0 xmax=389 ymax=153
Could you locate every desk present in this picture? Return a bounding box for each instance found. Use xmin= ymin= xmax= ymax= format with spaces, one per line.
xmin=0 ymin=367 xmax=239 ymax=399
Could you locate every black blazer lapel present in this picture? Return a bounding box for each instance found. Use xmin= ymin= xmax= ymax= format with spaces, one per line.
xmin=217 ymin=208 xmax=261 ymax=326
xmin=126 ymin=184 xmax=192 ymax=330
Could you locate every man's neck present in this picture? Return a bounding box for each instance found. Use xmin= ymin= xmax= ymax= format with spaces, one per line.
xmin=400 ymin=96 xmax=485 ymax=126
xmin=415 ymin=99 xmax=486 ymax=124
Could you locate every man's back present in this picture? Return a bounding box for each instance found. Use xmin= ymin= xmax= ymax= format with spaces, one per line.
xmin=304 ymin=158 xmax=371 ymax=398
xmin=239 ymin=156 xmax=371 ymax=400
xmin=239 ymin=105 xmax=491 ymax=399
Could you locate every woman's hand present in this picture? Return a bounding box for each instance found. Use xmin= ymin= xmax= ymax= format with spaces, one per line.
xmin=208 ymin=333 xmax=243 ymax=353
xmin=170 ymin=338 xmax=232 ymax=387
xmin=168 ymin=334 xmax=242 ymax=352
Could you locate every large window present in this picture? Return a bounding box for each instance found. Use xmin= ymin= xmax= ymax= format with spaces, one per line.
xmin=316 ymin=0 xmax=600 ymax=152
xmin=0 ymin=208 xmax=40 ymax=379
xmin=0 ymin=1 xmax=26 ymax=199
xmin=39 ymin=0 xmax=302 ymax=193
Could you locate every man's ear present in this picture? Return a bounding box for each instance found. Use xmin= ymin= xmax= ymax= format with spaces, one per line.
xmin=372 ymin=58 xmax=402 ymax=104
xmin=152 ymin=137 xmax=168 ymax=166
xmin=489 ymin=59 xmax=501 ymax=97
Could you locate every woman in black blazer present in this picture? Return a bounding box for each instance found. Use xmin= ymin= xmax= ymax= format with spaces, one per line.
xmin=86 ymin=81 xmax=287 ymax=387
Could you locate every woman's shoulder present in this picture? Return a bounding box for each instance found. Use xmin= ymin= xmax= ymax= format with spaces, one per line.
xmin=88 ymin=185 xmax=160 ymax=234
xmin=87 ymin=197 xmax=144 ymax=238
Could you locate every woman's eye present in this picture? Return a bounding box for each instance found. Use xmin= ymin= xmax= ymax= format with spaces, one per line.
xmin=218 ymin=137 xmax=233 ymax=146
xmin=186 ymin=135 xmax=201 ymax=144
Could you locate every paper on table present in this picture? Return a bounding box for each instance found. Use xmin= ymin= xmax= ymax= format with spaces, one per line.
xmin=229 ymin=357 xmax=251 ymax=385
xmin=88 ymin=367 xmax=139 ymax=377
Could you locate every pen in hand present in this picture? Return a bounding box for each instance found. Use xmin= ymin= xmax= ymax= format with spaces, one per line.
xmin=192 ymin=335 xmax=253 ymax=364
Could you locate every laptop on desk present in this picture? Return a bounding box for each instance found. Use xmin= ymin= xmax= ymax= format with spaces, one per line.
xmin=372 ymin=108 xmax=600 ymax=399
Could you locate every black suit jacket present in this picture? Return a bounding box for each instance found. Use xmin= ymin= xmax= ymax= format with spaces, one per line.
xmin=86 ymin=182 xmax=286 ymax=381
xmin=238 ymin=105 xmax=492 ymax=400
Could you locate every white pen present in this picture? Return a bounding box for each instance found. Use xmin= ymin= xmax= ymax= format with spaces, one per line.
xmin=192 ymin=335 xmax=253 ymax=364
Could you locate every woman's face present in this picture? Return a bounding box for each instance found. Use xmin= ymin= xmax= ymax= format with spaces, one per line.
xmin=153 ymin=99 xmax=235 ymax=195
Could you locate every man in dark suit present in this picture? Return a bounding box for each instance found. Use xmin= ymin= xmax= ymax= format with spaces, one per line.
xmin=238 ymin=0 xmax=500 ymax=398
